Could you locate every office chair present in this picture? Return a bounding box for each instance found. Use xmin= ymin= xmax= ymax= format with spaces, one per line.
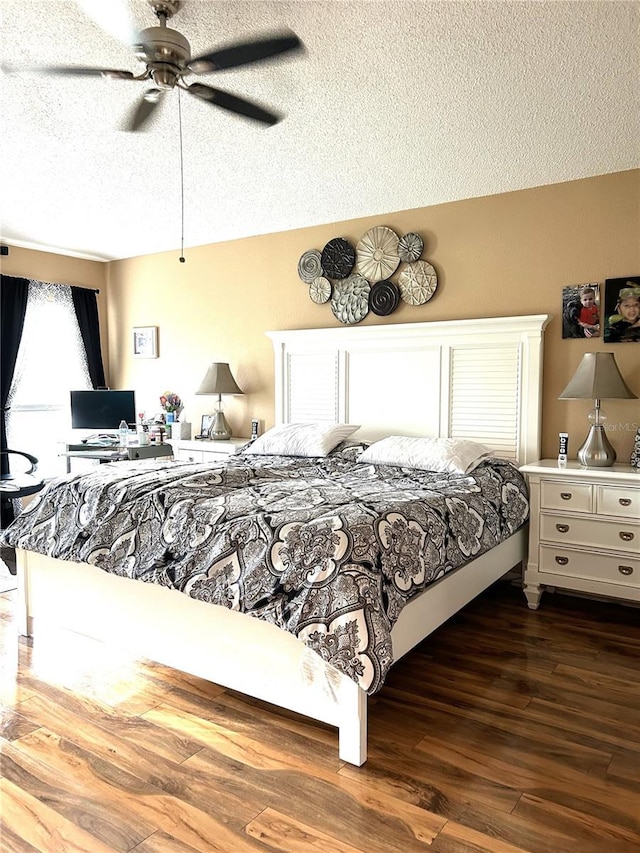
xmin=0 ymin=450 xmax=45 ymax=574
xmin=0 ymin=449 xmax=44 ymax=499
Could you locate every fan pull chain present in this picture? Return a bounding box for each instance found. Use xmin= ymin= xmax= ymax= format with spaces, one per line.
xmin=178 ymin=88 xmax=186 ymax=263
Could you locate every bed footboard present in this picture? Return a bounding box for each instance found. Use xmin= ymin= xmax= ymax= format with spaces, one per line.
xmin=15 ymin=548 xmax=369 ymax=765
xmin=14 ymin=526 xmax=525 ymax=767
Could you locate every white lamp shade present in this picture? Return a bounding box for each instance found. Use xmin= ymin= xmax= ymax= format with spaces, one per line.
xmin=196 ymin=363 xmax=243 ymax=396
xmin=558 ymin=352 xmax=636 ymax=400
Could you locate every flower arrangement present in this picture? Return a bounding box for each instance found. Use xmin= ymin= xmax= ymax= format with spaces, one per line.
xmin=159 ymin=392 xmax=183 ymax=417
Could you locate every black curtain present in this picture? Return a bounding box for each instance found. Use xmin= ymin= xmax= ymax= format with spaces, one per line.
xmin=71 ymin=286 xmax=106 ymax=389
xmin=1 ymin=274 xmax=30 ymax=527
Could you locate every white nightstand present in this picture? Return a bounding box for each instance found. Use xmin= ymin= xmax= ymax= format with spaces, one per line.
xmin=520 ymin=460 xmax=640 ymax=610
xmin=169 ymin=437 xmax=249 ymax=463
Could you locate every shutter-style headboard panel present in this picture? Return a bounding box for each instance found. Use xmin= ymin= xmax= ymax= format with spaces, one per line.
xmin=267 ymin=314 xmax=550 ymax=465
xmin=447 ymin=344 xmax=521 ymax=458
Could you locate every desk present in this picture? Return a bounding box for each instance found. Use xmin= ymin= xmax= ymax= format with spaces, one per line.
xmin=62 ymin=443 xmax=173 ymax=473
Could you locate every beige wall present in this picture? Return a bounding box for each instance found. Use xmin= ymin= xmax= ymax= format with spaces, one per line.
xmin=4 ymin=169 xmax=639 ymax=461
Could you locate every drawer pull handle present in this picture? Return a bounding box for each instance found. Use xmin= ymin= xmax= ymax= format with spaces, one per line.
xmin=618 ymin=565 xmax=634 ymax=576
xmin=619 ymin=531 xmax=635 ymax=542
xmin=619 ymin=498 xmax=631 ymax=507
xmin=555 ymin=556 xmax=569 ymax=566
xmin=560 ymin=492 xmax=572 ymax=501
xmin=556 ymin=524 xmax=569 ymax=533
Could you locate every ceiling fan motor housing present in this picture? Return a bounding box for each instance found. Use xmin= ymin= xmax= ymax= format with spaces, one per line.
xmin=136 ymin=26 xmax=191 ymax=68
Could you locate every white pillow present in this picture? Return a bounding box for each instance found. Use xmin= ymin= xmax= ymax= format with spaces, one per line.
xmin=246 ymin=422 xmax=360 ymax=457
xmin=358 ymin=436 xmax=492 ymax=475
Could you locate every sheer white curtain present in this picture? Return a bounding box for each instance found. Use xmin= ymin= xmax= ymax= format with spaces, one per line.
xmin=8 ymin=281 xmax=92 ymax=479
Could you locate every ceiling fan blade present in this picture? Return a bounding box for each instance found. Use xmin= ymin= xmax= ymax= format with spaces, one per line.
xmin=76 ymin=0 xmax=138 ymax=45
xmin=124 ymin=89 xmax=164 ymax=132
xmin=187 ymin=83 xmax=281 ymax=125
xmin=29 ymin=66 xmax=135 ymax=79
xmin=188 ymin=32 xmax=303 ymax=74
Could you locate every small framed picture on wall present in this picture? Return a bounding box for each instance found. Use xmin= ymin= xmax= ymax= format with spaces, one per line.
xmin=561 ymin=282 xmax=600 ymax=339
xmin=603 ymin=276 xmax=640 ymax=343
xmin=133 ymin=326 xmax=158 ymax=358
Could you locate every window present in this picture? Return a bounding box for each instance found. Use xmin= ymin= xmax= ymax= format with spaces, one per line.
xmin=8 ymin=281 xmax=92 ymax=479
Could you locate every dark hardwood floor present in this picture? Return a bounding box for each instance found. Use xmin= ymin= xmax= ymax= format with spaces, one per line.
xmin=1 ymin=578 xmax=639 ymax=853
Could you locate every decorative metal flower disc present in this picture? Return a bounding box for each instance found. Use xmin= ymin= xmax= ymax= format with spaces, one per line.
xmin=298 ymin=249 xmax=322 ymax=283
xmin=355 ymin=226 xmax=400 ymax=282
xmin=398 ymin=260 xmax=438 ymax=305
xmin=398 ymin=232 xmax=424 ymax=263
xmin=309 ymin=276 xmax=332 ymax=304
xmin=369 ymin=280 xmax=400 ymax=316
xmin=330 ymin=274 xmax=371 ymax=325
xmin=321 ymin=238 xmax=355 ymax=279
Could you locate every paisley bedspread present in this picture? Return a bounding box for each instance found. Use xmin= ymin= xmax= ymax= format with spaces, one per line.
xmin=1 ymin=444 xmax=528 ymax=693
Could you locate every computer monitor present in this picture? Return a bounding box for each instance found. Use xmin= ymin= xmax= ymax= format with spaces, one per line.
xmin=70 ymin=390 xmax=136 ymax=430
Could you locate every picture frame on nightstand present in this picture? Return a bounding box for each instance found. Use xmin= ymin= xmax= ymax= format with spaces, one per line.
xmin=631 ymin=427 xmax=640 ymax=469
xmin=196 ymin=415 xmax=214 ymax=439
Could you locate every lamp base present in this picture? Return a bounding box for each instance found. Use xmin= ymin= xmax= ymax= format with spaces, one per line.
xmin=577 ymin=425 xmax=616 ymax=467
xmin=208 ymin=410 xmax=232 ymax=440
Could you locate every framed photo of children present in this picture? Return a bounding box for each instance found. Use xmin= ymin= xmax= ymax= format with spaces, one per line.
xmin=603 ymin=277 xmax=640 ymax=343
xmin=562 ymin=282 xmax=600 ymax=339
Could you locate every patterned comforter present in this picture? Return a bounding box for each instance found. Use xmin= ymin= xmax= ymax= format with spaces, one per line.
xmin=1 ymin=443 xmax=528 ymax=693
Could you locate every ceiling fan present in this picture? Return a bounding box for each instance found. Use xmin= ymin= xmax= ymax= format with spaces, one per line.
xmin=33 ymin=0 xmax=303 ymax=130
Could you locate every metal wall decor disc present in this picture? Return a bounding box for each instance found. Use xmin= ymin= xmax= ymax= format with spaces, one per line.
xmin=355 ymin=226 xmax=400 ymax=282
xmin=330 ymin=274 xmax=371 ymax=325
xmin=369 ymin=280 xmax=400 ymax=316
xmin=398 ymin=232 xmax=424 ymax=263
xmin=309 ymin=276 xmax=332 ymax=304
xmin=398 ymin=260 xmax=438 ymax=305
xmin=321 ymin=238 xmax=355 ymax=279
xmin=298 ymin=249 xmax=322 ymax=283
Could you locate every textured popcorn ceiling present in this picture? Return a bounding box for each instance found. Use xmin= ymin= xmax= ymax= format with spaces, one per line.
xmin=1 ymin=0 xmax=638 ymax=261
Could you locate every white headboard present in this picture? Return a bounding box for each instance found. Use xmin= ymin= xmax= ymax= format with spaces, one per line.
xmin=267 ymin=314 xmax=551 ymax=465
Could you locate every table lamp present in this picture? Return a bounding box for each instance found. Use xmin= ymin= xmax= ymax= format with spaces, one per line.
xmin=196 ymin=362 xmax=243 ymax=440
xmin=558 ymin=352 xmax=637 ymax=467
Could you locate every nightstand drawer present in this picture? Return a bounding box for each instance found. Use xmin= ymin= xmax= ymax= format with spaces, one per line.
xmin=174 ymin=446 xmax=244 ymax=463
xmin=201 ymin=451 xmax=238 ymax=461
xmin=175 ymin=448 xmax=204 ymax=463
xmin=596 ymin=485 xmax=640 ymax=519
xmin=170 ymin=438 xmax=248 ymax=463
xmin=539 ymin=545 xmax=639 ymax=588
xmin=540 ymin=480 xmax=592 ymax=512
xmin=540 ymin=514 xmax=639 ymax=553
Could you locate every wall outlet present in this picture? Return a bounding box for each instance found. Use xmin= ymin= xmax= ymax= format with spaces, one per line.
xmin=251 ymin=419 xmax=259 ymax=440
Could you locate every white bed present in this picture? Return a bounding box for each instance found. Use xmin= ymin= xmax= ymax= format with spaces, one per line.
xmin=15 ymin=313 xmax=550 ymax=765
